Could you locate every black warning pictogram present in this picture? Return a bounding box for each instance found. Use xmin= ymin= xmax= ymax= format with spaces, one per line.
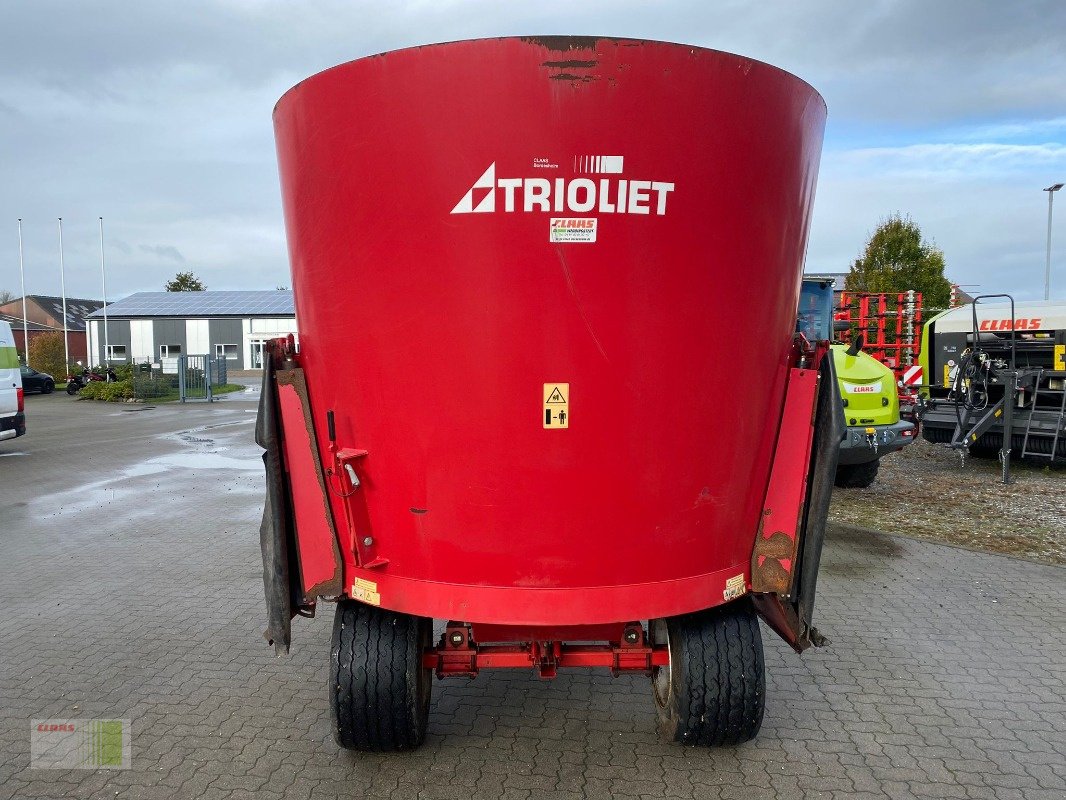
xmin=546 ymin=387 xmax=567 ymax=404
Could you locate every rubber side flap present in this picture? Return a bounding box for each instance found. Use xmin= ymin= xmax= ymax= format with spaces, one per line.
xmin=793 ymin=351 xmax=844 ymax=633
xmin=255 ymin=351 xmax=295 ymax=654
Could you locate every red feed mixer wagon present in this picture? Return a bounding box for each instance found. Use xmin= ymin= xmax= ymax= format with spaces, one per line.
xmin=258 ymin=36 xmax=841 ymax=751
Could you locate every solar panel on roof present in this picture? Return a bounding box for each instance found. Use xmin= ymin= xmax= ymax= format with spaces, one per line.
xmin=87 ymin=290 xmax=295 ymax=319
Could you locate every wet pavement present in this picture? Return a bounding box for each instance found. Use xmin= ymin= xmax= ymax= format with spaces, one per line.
xmin=1 ymin=393 xmax=1064 ymax=799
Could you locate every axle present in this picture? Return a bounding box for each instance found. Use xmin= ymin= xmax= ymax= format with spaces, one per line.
xmin=424 ymin=621 xmax=669 ymax=679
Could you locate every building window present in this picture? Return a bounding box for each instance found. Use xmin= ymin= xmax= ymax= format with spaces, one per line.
xmin=214 ymin=343 xmax=238 ymax=360
xmin=106 ymin=344 xmax=127 ymax=361
xmin=160 ymin=344 xmax=182 ymax=359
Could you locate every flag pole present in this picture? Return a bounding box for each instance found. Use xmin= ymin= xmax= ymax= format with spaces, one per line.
xmin=17 ymin=219 xmax=29 ymax=366
xmin=99 ymin=217 xmax=109 ymax=367
xmin=58 ymin=217 xmax=70 ymax=371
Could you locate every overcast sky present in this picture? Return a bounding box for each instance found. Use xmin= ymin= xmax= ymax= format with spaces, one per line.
xmin=2 ymin=1 xmax=1065 ymax=302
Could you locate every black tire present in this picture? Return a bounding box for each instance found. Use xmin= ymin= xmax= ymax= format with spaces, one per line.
xmin=66 ymin=383 xmax=79 ymax=395
xmin=42 ymin=381 xmax=54 ymax=395
xmin=329 ymin=600 xmax=432 ymax=752
xmin=652 ymin=602 xmax=765 ymax=747
xmin=834 ymin=458 xmax=880 ymax=488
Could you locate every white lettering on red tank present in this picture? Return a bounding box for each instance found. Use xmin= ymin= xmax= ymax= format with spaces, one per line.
xmin=451 ymin=161 xmax=676 ymax=216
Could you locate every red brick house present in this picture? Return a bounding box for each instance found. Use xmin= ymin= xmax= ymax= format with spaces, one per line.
xmin=0 ymin=295 xmax=105 ymax=363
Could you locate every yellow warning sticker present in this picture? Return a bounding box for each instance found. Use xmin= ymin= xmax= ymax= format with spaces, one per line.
xmin=723 ymin=573 xmax=746 ymax=601
xmin=543 ymin=383 xmax=569 ymax=429
xmin=1055 ymin=344 xmax=1065 ymax=371
xmin=352 ymin=577 xmax=381 ymax=606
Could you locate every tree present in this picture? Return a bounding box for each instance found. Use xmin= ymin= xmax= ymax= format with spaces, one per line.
xmin=844 ymin=214 xmax=952 ymax=309
xmin=29 ymin=331 xmax=69 ymax=379
xmin=0 ymin=289 xmax=14 ymax=305
xmin=165 ymin=272 xmax=206 ymax=292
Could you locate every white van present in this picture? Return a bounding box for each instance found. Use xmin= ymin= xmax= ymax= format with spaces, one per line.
xmin=0 ymin=321 xmax=26 ymax=441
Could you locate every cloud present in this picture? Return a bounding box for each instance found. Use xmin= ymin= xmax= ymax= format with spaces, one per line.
xmin=137 ymin=244 xmax=186 ymax=263
xmin=0 ymin=1 xmax=1064 ymax=302
xmin=808 ymin=99 xmax=1066 ymax=300
xmin=808 ymin=135 xmax=1065 ymax=300
xmin=953 ymin=117 xmax=1066 ymax=143
xmin=831 ymin=142 xmax=1066 ymax=180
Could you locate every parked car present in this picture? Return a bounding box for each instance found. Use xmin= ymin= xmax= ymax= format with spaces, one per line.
xmin=20 ymin=366 xmax=55 ymax=394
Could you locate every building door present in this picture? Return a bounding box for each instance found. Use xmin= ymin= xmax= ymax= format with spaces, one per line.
xmin=251 ymin=340 xmax=266 ymax=369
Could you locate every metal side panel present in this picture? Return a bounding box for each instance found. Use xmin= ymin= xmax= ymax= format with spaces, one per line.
xmin=751 ymin=350 xmax=842 ymax=652
xmin=274 ymin=368 xmax=344 ymax=599
xmin=750 ymin=365 xmax=819 ymax=595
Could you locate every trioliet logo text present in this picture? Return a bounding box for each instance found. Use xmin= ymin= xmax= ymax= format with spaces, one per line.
xmin=451 ymin=156 xmax=675 ymax=217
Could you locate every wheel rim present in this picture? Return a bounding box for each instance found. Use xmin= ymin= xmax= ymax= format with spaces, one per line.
xmin=650 ymin=619 xmax=672 ymax=711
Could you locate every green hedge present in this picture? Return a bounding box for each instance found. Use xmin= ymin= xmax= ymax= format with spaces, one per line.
xmin=79 ymin=380 xmax=135 ymax=402
xmin=131 ymin=374 xmax=174 ymax=398
xmin=80 ymin=378 xmax=245 ymax=403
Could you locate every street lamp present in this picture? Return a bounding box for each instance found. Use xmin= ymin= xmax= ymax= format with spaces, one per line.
xmin=1045 ymin=183 xmax=1064 ymax=301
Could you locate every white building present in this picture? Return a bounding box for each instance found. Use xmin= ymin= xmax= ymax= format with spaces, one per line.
xmin=85 ymin=290 xmax=297 ymax=371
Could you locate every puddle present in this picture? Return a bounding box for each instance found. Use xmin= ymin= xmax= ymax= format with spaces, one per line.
xmin=125 ymin=463 xmax=169 ymax=478
xmin=35 ymin=419 xmax=261 ymax=518
xmin=176 ymin=434 xmax=213 ymax=445
xmin=151 ymin=452 xmax=260 ymax=471
xmin=108 ymin=405 xmax=157 ymax=415
xmin=161 ymin=419 xmax=253 ymax=438
xmin=157 ymin=418 xmax=255 ymax=452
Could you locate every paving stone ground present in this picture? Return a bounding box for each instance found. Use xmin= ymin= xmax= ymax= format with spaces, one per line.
xmin=1 ymin=393 xmax=1063 ymax=799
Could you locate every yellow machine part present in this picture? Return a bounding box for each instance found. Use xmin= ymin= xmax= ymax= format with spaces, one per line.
xmin=832 ymin=345 xmax=899 ymax=427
